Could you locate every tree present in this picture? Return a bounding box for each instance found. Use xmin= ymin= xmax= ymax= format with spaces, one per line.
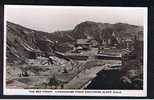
xmin=49 ymin=75 xmax=58 ymax=86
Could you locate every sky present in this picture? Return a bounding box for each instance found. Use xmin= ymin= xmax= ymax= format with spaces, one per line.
xmin=5 ymin=5 xmax=147 ymax=33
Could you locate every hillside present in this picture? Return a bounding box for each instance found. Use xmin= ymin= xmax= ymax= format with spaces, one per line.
xmin=6 ymin=21 xmax=143 ymax=65
xmin=72 ymin=21 xmax=143 ymax=40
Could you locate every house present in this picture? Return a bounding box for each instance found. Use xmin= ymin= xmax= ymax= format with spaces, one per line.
xmin=76 ymin=39 xmax=90 ymax=50
xmin=125 ymin=38 xmax=133 ymax=50
xmin=90 ymin=39 xmax=98 ymax=47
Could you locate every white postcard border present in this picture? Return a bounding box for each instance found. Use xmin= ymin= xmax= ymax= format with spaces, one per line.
xmin=3 ymin=5 xmax=148 ymax=97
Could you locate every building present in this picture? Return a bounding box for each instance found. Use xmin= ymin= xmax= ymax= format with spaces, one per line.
xmin=90 ymin=39 xmax=98 ymax=47
xmin=76 ymin=39 xmax=90 ymax=50
xmin=125 ymin=38 xmax=134 ymax=50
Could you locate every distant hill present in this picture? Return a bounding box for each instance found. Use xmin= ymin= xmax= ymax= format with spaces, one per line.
xmin=72 ymin=21 xmax=143 ymax=40
xmin=6 ymin=21 xmax=143 ymax=64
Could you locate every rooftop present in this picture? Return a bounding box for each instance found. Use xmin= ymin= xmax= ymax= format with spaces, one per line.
xmin=77 ymin=39 xmax=90 ymax=45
